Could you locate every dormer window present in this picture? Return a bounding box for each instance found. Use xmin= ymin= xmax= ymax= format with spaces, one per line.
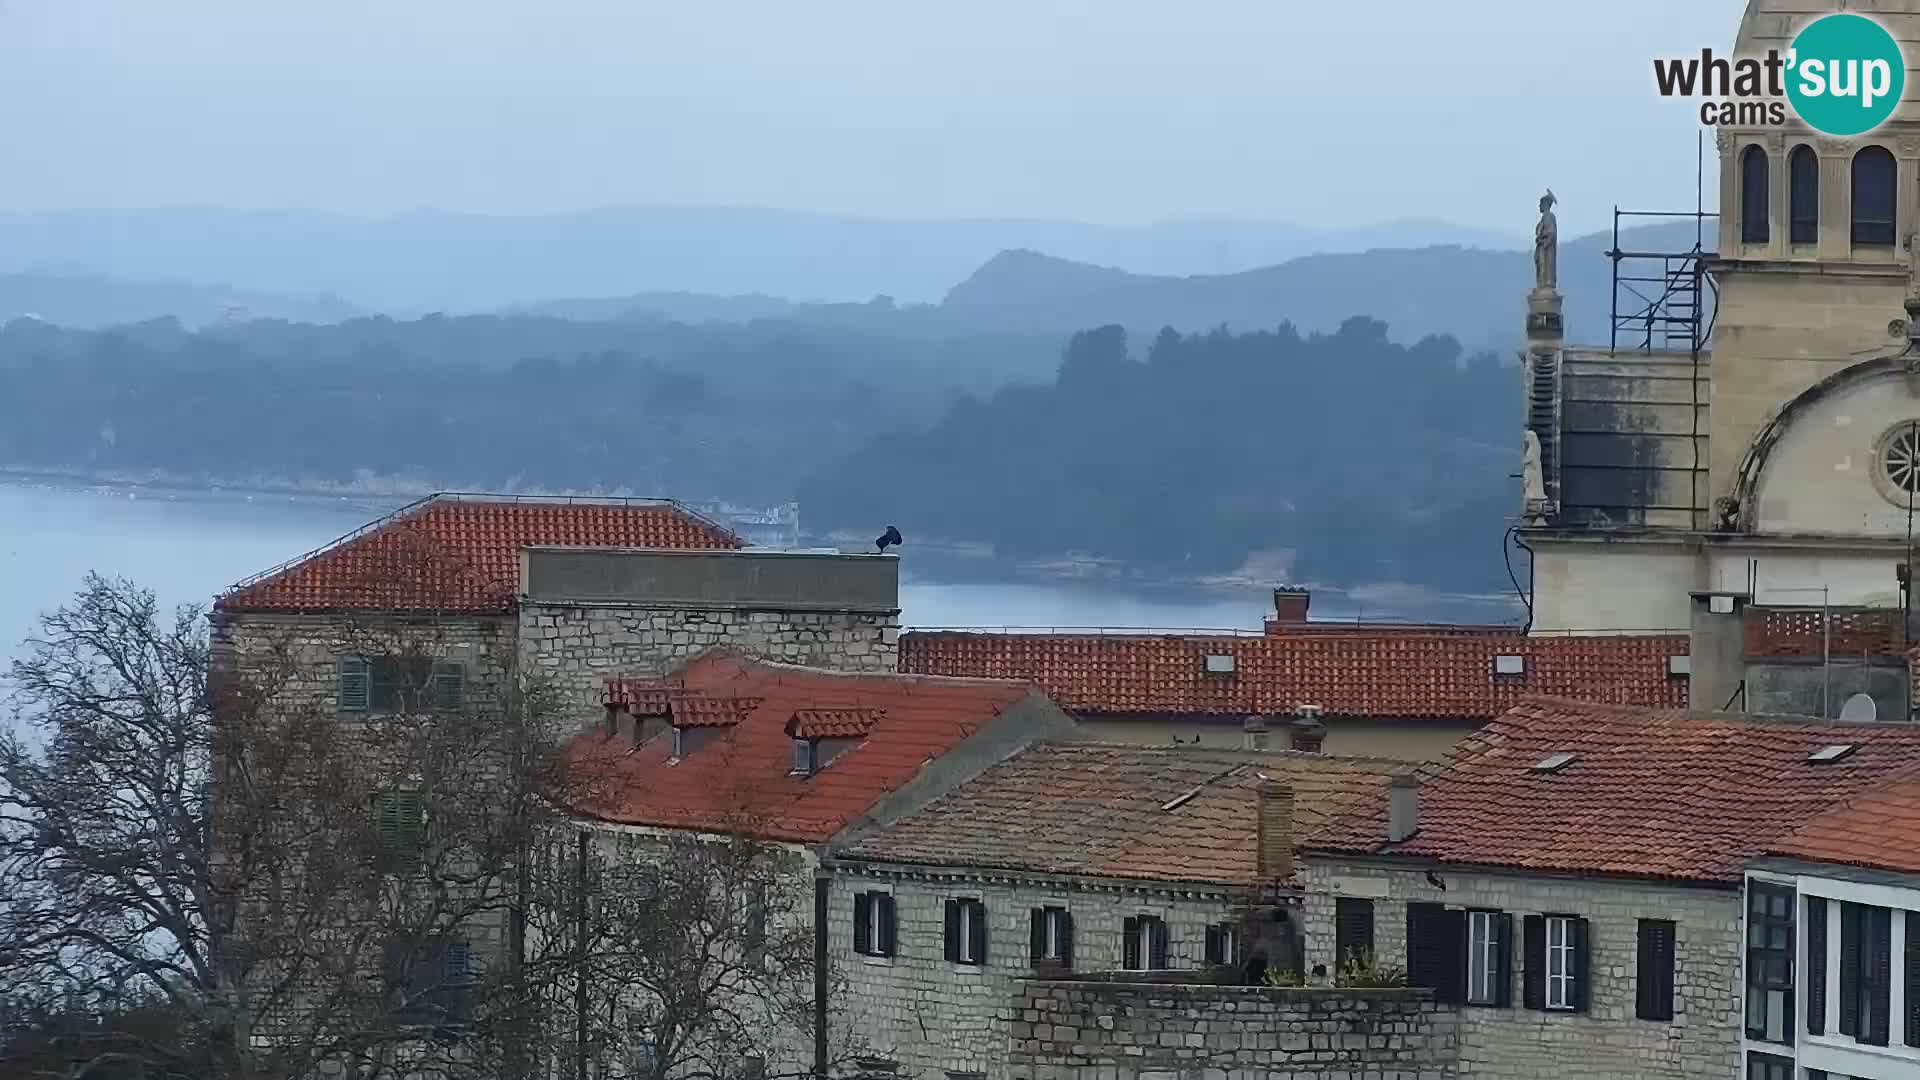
xmin=791 ymin=738 xmax=816 ymax=776
xmin=671 ymin=726 xmax=686 ymax=760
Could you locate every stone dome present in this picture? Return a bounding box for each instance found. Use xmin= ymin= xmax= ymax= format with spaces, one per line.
xmin=1735 ymin=0 xmax=1920 ymax=126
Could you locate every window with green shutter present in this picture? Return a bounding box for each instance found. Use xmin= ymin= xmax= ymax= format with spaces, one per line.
xmin=375 ymin=791 xmax=426 ymax=855
xmin=430 ymin=660 xmax=465 ymax=712
xmin=337 ymin=657 xmax=371 ymax=712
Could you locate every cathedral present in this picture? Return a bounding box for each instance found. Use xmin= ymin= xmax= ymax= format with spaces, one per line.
xmin=1521 ymin=1 xmax=1920 ymax=702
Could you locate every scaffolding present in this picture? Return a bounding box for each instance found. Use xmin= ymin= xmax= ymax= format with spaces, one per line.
xmin=1606 ymin=207 xmax=1716 ymax=355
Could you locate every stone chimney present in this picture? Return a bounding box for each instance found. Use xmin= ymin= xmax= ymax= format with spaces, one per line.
xmin=1290 ymin=705 xmax=1326 ymax=752
xmin=1388 ymin=774 xmax=1419 ymax=843
xmin=1256 ymin=781 xmax=1295 ymax=883
xmin=1271 ymin=586 xmax=1311 ymax=625
xmin=1242 ymin=714 xmax=1269 ymax=751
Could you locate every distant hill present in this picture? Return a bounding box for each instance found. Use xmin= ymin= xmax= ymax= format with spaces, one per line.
xmin=0 ymin=273 xmax=358 ymax=330
xmin=0 ymin=206 xmax=1526 ymax=314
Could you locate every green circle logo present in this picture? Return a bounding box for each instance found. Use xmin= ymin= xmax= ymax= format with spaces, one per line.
xmin=1786 ymin=13 xmax=1906 ymax=136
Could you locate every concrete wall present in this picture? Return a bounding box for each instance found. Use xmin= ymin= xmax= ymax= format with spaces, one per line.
xmin=830 ymin=865 xmax=1244 ymax=1079
xmin=1006 ymin=977 xmax=1457 ymax=1080
xmin=1069 ymin=714 xmax=1475 ymax=762
xmin=523 ymin=547 xmax=898 ymax=611
xmin=1526 ymin=540 xmax=1697 ymax=634
xmin=1743 ymin=660 xmax=1909 ymax=721
xmin=1749 ymin=367 xmax=1920 ymax=538
xmin=1299 ymin=858 xmax=1741 ymax=1080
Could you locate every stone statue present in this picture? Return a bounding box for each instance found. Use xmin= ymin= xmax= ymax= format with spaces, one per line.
xmin=1534 ymin=190 xmax=1558 ymax=291
xmin=1907 ymin=232 xmax=1920 ymax=303
xmin=1521 ymin=429 xmax=1547 ymax=508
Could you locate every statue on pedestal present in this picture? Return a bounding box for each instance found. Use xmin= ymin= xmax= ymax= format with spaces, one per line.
xmin=1521 ymin=429 xmax=1548 ymax=520
xmin=1533 ymin=190 xmax=1558 ymax=292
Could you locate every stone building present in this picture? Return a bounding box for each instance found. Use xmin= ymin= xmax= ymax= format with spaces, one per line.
xmin=1741 ymin=772 xmax=1920 ymax=1080
xmin=1519 ymin=2 xmax=1920 ymax=651
xmin=1299 ymin=696 xmax=1920 ymax=1080
xmin=822 ymin=741 xmax=1418 ymax=1078
xmin=903 ymin=589 xmax=1688 ymax=760
xmin=572 ymin=650 xmax=1078 ymax=1077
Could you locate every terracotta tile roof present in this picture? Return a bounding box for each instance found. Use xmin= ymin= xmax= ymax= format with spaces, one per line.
xmin=605 ymin=679 xmax=671 ymax=715
xmin=564 ymin=651 xmax=1043 ymax=844
xmin=669 ymin=694 xmax=762 ymax=728
xmin=1765 ymin=771 xmax=1920 ymax=875
xmin=790 ymin=708 xmax=884 ymax=739
xmin=840 ymin=742 xmax=1417 ymax=887
xmin=216 ymin=494 xmax=742 ymax=613
xmin=900 ymin=630 xmax=1688 ymax=722
xmin=1306 ymin=697 xmax=1920 ymax=884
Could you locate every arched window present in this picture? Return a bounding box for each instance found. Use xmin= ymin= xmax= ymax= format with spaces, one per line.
xmin=1852 ymin=145 xmax=1896 ymax=246
xmin=1741 ymin=144 xmax=1770 ymax=244
xmin=1789 ymin=145 xmax=1819 ymax=245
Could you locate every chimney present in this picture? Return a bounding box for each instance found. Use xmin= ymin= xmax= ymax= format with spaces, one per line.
xmin=1242 ymin=714 xmax=1269 ymax=751
xmin=1290 ymin=706 xmax=1327 ymax=753
xmin=1256 ymin=781 xmax=1295 ymax=883
xmin=1271 ymin=586 xmax=1311 ymax=626
xmin=1388 ymin=775 xmax=1419 ymax=843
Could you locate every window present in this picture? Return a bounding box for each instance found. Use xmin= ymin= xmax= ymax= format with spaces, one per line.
xmin=1852 ymin=145 xmax=1897 ymax=246
xmin=374 ymin=791 xmax=426 ymax=855
xmin=1029 ymin=906 xmax=1073 ymax=967
xmin=1744 ymin=1052 xmax=1792 ymax=1080
xmin=383 ymin=937 xmax=473 ymax=1026
xmin=944 ymin=898 xmax=986 ymax=966
xmin=1746 ymin=883 xmax=1795 ymax=1044
xmin=791 ymin=738 xmax=815 ymax=776
xmin=853 ymin=890 xmax=895 ymax=958
xmin=1523 ymin=913 xmax=1588 ymax=1012
xmin=1122 ymin=914 xmax=1168 ymax=971
xmin=1466 ymin=909 xmax=1513 ymax=1007
xmin=1907 ymin=909 xmax=1920 ymax=1046
xmin=670 ymin=726 xmax=685 ymax=760
xmin=1789 ymin=144 xmax=1819 ymax=245
xmin=742 ymin=883 xmax=768 ymax=959
xmin=1881 ymin=422 xmax=1920 ymax=501
xmin=1839 ymin=900 xmax=1891 ymax=1045
xmin=1408 ymin=902 xmax=1466 ymax=1005
xmin=1636 ymin=918 xmax=1676 ymax=1021
xmin=337 ymin=656 xmax=464 ymax=713
xmin=1334 ymin=897 xmax=1375 ymax=966
xmin=1806 ymin=896 xmax=1827 ymax=1036
xmin=1741 ymin=144 xmax=1770 ymax=244
xmin=1204 ymin=923 xmax=1238 ymax=967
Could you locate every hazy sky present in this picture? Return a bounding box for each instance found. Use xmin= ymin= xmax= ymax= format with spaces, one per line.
xmin=0 ymin=1 xmax=1742 ymax=236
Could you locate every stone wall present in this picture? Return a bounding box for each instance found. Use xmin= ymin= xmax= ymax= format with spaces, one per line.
xmin=1006 ymin=977 xmax=1456 ymax=1080
xmin=831 ymin=866 xmax=1248 ymax=1079
xmin=518 ymin=601 xmax=900 ymax=719
xmin=1298 ymin=858 xmax=1740 ymax=1080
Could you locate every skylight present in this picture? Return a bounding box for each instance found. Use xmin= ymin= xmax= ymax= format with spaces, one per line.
xmin=1161 ymin=785 xmax=1204 ymax=812
xmin=1532 ymin=751 xmax=1577 ymax=773
xmin=1807 ymin=743 xmax=1857 ymax=764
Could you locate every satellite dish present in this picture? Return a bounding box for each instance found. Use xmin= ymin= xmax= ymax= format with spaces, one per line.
xmin=1838 ymin=693 xmax=1878 ymax=724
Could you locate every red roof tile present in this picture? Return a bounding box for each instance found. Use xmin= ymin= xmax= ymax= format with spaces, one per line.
xmin=900 ymin=630 xmax=1688 ymax=722
xmin=790 ymin=708 xmax=884 ymax=739
xmin=1766 ymin=771 xmax=1920 ymax=875
xmin=1307 ymin=698 xmax=1920 ymax=883
xmin=216 ymin=494 xmax=742 ymax=613
xmin=669 ymin=694 xmax=762 ymax=728
xmin=564 ymin=651 xmax=1042 ymax=844
xmin=841 ymin=742 xmax=1416 ymax=887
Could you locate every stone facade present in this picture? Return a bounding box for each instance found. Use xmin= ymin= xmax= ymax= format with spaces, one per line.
xmin=518 ymin=600 xmax=899 ymax=718
xmin=1298 ymin=857 xmax=1740 ymax=1080
xmin=1007 ymin=977 xmax=1457 ymax=1080
xmin=830 ymin=866 xmax=1250 ymax=1079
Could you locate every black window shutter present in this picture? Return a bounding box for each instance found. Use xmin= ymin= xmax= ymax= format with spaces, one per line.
xmin=878 ymin=894 xmax=896 ymax=957
xmin=943 ymin=899 xmax=961 ymax=963
xmin=854 ymin=892 xmax=872 ymax=955
xmin=1637 ymin=919 xmax=1676 ymax=1021
xmin=1031 ymin=908 xmax=1046 ymax=963
xmin=1571 ymin=917 xmax=1592 ymax=1012
xmin=1407 ymin=903 xmax=1465 ymax=1004
xmin=1493 ymin=913 xmax=1514 ymax=1008
xmin=1806 ymin=898 xmax=1826 ymax=1036
xmin=1205 ymin=926 xmax=1223 ymax=966
xmin=1840 ymin=903 xmax=1861 ymax=1036
xmin=1149 ymin=918 xmax=1169 ymax=969
xmin=1058 ymin=909 xmax=1074 ymax=969
xmin=1523 ymin=914 xmax=1546 ymax=1010
xmin=1335 ymin=897 xmax=1374 ymax=964
xmin=1867 ymin=905 xmax=1892 ymax=1046
xmin=1123 ymin=917 xmax=1141 ymax=970
xmin=337 ymin=657 xmax=370 ymax=712
xmin=968 ymin=901 xmax=988 ymax=965
xmin=1905 ymin=912 xmax=1920 ymax=1047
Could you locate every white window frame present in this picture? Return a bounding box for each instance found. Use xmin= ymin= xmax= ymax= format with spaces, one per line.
xmin=1546 ymin=915 xmax=1575 ymax=1010
xmin=1468 ymin=910 xmax=1498 ymax=1005
xmin=670 ymin=726 xmax=685 ymax=760
xmin=956 ymin=899 xmax=982 ymax=965
xmin=1041 ymin=907 xmax=1064 ymax=961
xmin=864 ymin=891 xmax=886 ymax=955
xmin=1133 ymin=919 xmax=1154 ymax=971
xmin=1217 ymin=924 xmax=1236 ymax=965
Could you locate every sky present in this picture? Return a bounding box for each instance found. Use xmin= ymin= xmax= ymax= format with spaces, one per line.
xmin=0 ymin=0 xmax=1743 ymax=237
